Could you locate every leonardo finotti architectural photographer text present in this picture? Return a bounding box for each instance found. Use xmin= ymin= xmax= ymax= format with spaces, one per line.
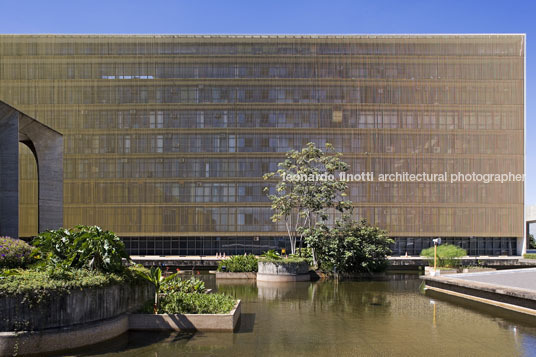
xmin=281 ymin=172 xmax=525 ymax=184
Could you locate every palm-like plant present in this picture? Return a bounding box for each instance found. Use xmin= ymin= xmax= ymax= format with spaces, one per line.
xmin=136 ymin=267 xmax=178 ymax=314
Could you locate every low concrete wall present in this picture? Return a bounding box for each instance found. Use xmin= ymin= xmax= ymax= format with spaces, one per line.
xmin=424 ymin=267 xmax=458 ymax=276
xmin=129 ymin=300 xmax=241 ymax=332
xmin=216 ymin=272 xmax=257 ymax=279
xmin=0 ymin=315 xmax=128 ymax=357
xmin=257 ymin=261 xmax=310 ymax=282
xmin=422 ymin=275 xmax=536 ymax=312
xmin=0 ymin=282 xmax=154 ymax=332
xmin=257 ymin=273 xmax=311 ymax=282
xmin=389 ymin=256 xmax=532 ymax=270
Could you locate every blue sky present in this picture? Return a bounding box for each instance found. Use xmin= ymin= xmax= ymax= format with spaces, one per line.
xmin=1 ymin=0 xmax=534 ymax=203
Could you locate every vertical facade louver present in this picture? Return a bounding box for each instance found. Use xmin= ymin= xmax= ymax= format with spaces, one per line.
xmin=0 ymin=35 xmax=525 ymax=255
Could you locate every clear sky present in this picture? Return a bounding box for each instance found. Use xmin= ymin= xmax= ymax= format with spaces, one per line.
xmin=1 ymin=0 xmax=534 ymax=203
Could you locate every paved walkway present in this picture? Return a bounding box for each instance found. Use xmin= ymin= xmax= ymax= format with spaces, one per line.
xmin=454 ymin=268 xmax=536 ymax=291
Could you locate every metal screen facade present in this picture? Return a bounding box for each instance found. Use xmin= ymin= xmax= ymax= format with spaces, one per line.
xmin=0 ymin=35 xmax=525 ymax=255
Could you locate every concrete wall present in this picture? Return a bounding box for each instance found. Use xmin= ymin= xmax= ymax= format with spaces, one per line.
xmin=0 ymin=106 xmax=19 ymax=239
xmin=257 ymin=261 xmax=311 ymax=282
xmin=0 ymin=283 xmax=153 ymax=332
xmin=129 ymin=300 xmax=241 ymax=332
xmin=0 ymin=101 xmax=63 ymax=238
xmin=258 ymin=261 xmax=310 ymax=275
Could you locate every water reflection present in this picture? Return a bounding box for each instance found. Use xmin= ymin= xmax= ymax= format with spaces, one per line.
xmin=65 ymin=274 xmax=536 ymax=357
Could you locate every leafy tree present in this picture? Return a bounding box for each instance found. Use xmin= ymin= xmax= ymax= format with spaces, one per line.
xmin=263 ymin=142 xmax=352 ymax=255
xmin=303 ymin=215 xmax=393 ymax=274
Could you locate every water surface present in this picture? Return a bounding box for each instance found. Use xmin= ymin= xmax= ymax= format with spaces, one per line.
xmin=67 ymin=273 xmax=536 ymax=357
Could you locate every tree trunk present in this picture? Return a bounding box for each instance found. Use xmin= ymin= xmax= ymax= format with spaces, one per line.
xmin=290 ymin=237 xmax=297 ymax=255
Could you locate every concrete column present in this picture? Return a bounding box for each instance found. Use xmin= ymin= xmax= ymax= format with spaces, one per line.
xmin=0 ymin=108 xmax=19 ymax=238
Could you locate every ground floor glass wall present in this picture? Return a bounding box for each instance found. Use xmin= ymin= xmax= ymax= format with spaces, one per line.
xmin=122 ymin=236 xmax=517 ymax=256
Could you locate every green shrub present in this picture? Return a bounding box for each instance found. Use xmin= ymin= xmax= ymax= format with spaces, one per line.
xmin=258 ymin=250 xmax=308 ymax=264
xmin=260 ymin=249 xmax=282 ymax=260
xmin=304 ymin=216 xmax=393 ymax=274
xmin=135 ymin=266 xmax=178 ymax=314
xmin=523 ymin=253 xmax=536 ymax=260
xmin=32 ymin=225 xmax=130 ymax=273
xmin=259 ymin=256 xmax=308 ymax=264
xmin=217 ymin=254 xmax=258 ymax=272
xmin=0 ymin=267 xmax=144 ymax=306
xmin=0 ymin=237 xmax=35 ymax=269
xmin=161 ymin=277 xmax=206 ymax=294
xmin=420 ymin=244 xmax=467 ymax=268
xmin=159 ymin=292 xmax=236 ymax=314
xmin=291 ymin=247 xmax=314 ymax=265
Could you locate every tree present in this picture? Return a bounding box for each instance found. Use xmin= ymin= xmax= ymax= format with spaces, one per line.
xmin=303 ymin=215 xmax=393 ymax=274
xmin=530 ymin=234 xmax=536 ymax=249
xmin=136 ymin=267 xmax=178 ymax=314
xmin=263 ymin=142 xmax=352 ymax=255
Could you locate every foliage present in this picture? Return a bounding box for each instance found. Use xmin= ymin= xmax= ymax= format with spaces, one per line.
xmin=259 ymin=249 xmax=308 ymax=264
xmin=420 ymin=244 xmax=467 ymax=268
xmin=31 ymin=225 xmax=130 ymax=273
xmin=161 ymin=277 xmax=206 ymax=294
xmin=263 ymin=142 xmax=352 ymax=255
xmin=217 ymin=254 xmax=258 ymax=272
xmin=0 ymin=237 xmax=35 ymax=269
xmin=158 ymin=292 xmax=236 ymax=314
xmin=303 ymin=215 xmax=393 ymax=274
xmin=291 ymin=247 xmax=314 ymax=265
xmin=0 ymin=267 xmax=144 ymax=306
xmin=259 ymin=256 xmax=308 ymax=264
xmin=523 ymin=253 xmax=536 ymax=260
xmin=529 ymin=234 xmax=536 ymax=249
xmin=135 ymin=266 xmax=178 ymax=313
xmin=260 ymin=249 xmax=282 ymax=260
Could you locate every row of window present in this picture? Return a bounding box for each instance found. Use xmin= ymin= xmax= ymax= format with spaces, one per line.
xmin=57 ymin=206 xmax=522 ymax=235
xmin=33 ymin=108 xmax=524 ymax=131
xmin=122 ymin=236 xmax=293 ymax=256
xmin=391 ymin=237 xmax=517 ymax=256
xmin=3 ymin=82 xmax=523 ymax=106
xmin=55 ymin=180 xmax=522 ymax=205
xmin=120 ymin=236 xmax=518 ymax=256
xmin=1 ymin=61 xmax=524 ymax=80
xmin=62 ymin=157 xmax=523 ymax=180
xmin=0 ymin=37 xmax=522 ymax=56
xmin=64 ymin=132 xmax=523 ymax=155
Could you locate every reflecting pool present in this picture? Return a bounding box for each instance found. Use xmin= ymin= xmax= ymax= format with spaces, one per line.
xmin=65 ymin=273 xmax=536 ymax=357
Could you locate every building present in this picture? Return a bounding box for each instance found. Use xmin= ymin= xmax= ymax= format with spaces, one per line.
xmin=0 ymin=34 xmax=525 ymax=255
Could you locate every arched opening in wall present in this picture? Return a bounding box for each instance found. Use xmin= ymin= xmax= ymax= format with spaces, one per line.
xmin=19 ymin=143 xmax=38 ymax=238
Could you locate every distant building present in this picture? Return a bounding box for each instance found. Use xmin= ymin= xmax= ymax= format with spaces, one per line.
xmin=0 ymin=34 xmax=525 ymax=255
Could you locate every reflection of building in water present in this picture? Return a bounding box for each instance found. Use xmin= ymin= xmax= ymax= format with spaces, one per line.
xmin=1 ymin=35 xmax=524 ymax=255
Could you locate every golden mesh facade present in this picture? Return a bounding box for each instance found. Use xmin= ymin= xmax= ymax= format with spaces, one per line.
xmin=0 ymin=35 xmax=525 ymax=255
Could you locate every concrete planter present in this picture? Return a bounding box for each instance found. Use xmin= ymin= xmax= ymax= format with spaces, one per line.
xmin=216 ymin=272 xmax=257 ymax=279
xmin=0 ymin=282 xmax=153 ymax=356
xmin=0 ymin=282 xmax=153 ymax=332
xmin=257 ymin=261 xmax=311 ymax=282
xmin=424 ymin=267 xmax=458 ymax=276
xmin=129 ymin=300 xmax=241 ymax=332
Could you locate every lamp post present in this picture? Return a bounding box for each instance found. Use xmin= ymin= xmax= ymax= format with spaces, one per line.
xmin=432 ymin=238 xmax=442 ymax=274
